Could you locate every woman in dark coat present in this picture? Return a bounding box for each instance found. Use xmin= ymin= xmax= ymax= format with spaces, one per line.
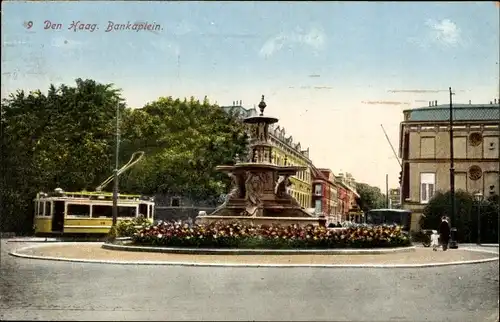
xmin=438 ymin=216 xmax=451 ymax=251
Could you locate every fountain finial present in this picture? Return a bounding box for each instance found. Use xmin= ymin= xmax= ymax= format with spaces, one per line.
xmin=258 ymin=95 xmax=266 ymax=116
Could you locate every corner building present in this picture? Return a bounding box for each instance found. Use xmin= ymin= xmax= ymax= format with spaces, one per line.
xmin=399 ymin=101 xmax=500 ymax=231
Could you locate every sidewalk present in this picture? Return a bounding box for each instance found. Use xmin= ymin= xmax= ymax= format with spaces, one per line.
xmin=11 ymin=243 xmax=499 ymax=266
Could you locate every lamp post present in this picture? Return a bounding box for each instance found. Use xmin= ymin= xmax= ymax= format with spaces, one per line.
xmin=449 ymin=87 xmax=458 ymax=249
xmin=112 ymin=103 xmax=120 ymax=228
xmin=474 ymin=191 xmax=483 ymax=245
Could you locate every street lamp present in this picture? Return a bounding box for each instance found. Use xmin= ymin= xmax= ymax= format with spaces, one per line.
xmin=112 ymin=103 xmax=121 ymax=228
xmin=474 ymin=191 xmax=483 ymax=245
xmin=449 ymin=87 xmax=459 ymax=249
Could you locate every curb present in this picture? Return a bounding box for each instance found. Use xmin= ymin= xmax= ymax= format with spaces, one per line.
xmin=102 ymin=243 xmax=417 ymax=255
xmin=7 ymin=238 xmax=61 ymax=243
xmin=479 ymin=244 xmax=500 ymax=248
xmin=7 ymin=238 xmax=107 ymax=243
xmin=8 ymin=243 xmax=500 ymax=268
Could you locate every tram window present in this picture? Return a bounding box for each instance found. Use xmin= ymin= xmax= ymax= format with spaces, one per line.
xmin=92 ymin=205 xmax=113 ymax=218
xmin=67 ymin=204 xmax=90 ymax=217
xmin=45 ymin=202 xmax=52 ymax=216
xmin=138 ymin=204 xmax=148 ymax=217
xmin=118 ymin=206 xmax=136 ymax=218
xmin=36 ymin=202 xmax=44 ymax=216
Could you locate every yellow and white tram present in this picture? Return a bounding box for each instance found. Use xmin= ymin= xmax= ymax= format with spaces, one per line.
xmin=34 ymin=190 xmax=155 ymax=235
xmin=33 ymin=151 xmax=155 ymax=236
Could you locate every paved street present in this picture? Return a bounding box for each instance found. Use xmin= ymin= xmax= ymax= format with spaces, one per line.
xmin=1 ymin=240 xmax=499 ymax=321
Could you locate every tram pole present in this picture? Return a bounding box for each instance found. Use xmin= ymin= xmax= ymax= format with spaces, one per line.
xmin=386 ymin=174 xmax=389 ymax=208
xmin=112 ymin=103 xmax=120 ymax=228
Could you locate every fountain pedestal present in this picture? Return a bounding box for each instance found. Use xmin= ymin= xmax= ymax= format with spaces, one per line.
xmin=196 ymin=95 xmax=324 ymax=227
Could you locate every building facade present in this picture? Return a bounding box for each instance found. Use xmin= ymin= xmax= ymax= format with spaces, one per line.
xmin=388 ymin=187 xmax=401 ymax=209
xmin=399 ymin=101 xmax=500 ymax=231
xmin=269 ymin=124 xmax=313 ymax=209
xmin=311 ymin=168 xmax=339 ymax=223
xmin=221 ymin=102 xmax=313 ymax=209
xmin=335 ymin=172 xmax=359 ymax=220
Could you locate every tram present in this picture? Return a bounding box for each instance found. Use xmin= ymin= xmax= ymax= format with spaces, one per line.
xmin=33 ymin=151 xmax=155 ymax=236
xmin=365 ymin=208 xmax=412 ymax=231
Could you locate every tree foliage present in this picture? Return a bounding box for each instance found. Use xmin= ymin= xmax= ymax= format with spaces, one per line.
xmin=120 ymin=96 xmax=248 ymax=201
xmin=2 ymin=79 xmax=122 ymax=233
xmin=421 ymin=190 xmax=499 ymax=243
xmin=355 ymin=183 xmax=386 ymax=212
xmin=1 ymin=79 xmax=248 ymax=233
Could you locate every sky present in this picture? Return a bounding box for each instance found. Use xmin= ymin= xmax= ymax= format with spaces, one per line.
xmin=2 ymin=1 xmax=499 ymax=191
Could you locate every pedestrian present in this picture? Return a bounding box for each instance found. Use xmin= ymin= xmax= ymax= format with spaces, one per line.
xmin=438 ymin=216 xmax=451 ymax=251
xmin=430 ymin=230 xmax=440 ymax=251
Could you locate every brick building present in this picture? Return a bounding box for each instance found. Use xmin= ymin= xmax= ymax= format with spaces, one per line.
xmin=311 ymin=167 xmax=339 ymax=223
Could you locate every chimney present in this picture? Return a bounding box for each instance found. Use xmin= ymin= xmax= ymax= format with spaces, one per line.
xmin=434 ymin=100 xmax=438 ymax=106
xmin=469 ymin=100 xmax=471 ymax=104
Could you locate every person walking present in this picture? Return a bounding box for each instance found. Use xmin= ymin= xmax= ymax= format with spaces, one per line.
xmin=438 ymin=216 xmax=451 ymax=251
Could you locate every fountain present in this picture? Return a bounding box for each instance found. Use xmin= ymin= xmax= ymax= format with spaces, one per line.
xmin=196 ymin=95 xmax=325 ymax=227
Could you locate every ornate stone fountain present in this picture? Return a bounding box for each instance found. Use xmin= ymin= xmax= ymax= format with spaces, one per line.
xmin=196 ymin=95 xmax=324 ymax=227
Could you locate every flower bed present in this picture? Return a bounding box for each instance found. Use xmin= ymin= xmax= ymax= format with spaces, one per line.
xmin=131 ymin=221 xmax=411 ymax=249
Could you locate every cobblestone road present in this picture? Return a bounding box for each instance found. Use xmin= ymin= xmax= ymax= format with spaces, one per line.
xmin=1 ymin=240 xmax=499 ymax=321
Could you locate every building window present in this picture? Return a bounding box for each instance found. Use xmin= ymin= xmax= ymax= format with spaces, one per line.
xmin=420 ymin=173 xmax=435 ymax=204
xmin=315 ymin=199 xmax=322 ymax=214
xmin=171 ymin=197 xmax=180 ymax=207
xmin=420 ymin=137 xmax=435 ymax=158
xmin=314 ymin=184 xmax=322 ymax=195
xmin=455 ymin=173 xmax=467 ymax=192
xmin=453 ymin=137 xmax=467 ymax=158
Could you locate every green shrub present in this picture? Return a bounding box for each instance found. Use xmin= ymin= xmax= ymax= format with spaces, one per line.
xmin=116 ymin=216 xmax=152 ymax=238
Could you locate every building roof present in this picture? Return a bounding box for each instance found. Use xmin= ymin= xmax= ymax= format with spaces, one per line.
xmin=403 ymin=104 xmax=500 ymax=122
xmin=220 ymin=105 xmax=258 ymax=118
xmin=310 ymin=165 xmax=332 ymax=184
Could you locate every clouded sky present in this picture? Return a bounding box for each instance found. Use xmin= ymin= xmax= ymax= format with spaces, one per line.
xmin=2 ymin=1 xmax=499 ymax=190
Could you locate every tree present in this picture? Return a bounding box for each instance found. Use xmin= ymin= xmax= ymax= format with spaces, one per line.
xmin=1 ymin=79 xmax=124 ymax=233
xmin=119 ymin=96 xmax=249 ymax=203
xmin=355 ymin=183 xmax=386 ymax=212
xmin=421 ymin=190 xmax=499 ymax=243
xmin=1 ymin=80 xmax=248 ymax=234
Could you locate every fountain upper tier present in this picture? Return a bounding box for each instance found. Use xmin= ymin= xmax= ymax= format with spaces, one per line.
xmin=243 ymin=95 xmax=278 ymax=125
